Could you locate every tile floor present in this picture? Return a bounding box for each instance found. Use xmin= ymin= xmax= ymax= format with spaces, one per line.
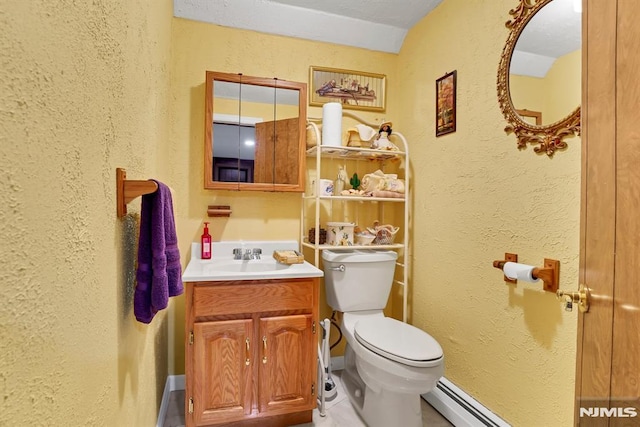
xmin=162 ymin=370 xmax=453 ymax=427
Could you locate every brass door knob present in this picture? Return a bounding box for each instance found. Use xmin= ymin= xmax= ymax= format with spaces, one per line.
xmin=556 ymin=284 xmax=590 ymax=313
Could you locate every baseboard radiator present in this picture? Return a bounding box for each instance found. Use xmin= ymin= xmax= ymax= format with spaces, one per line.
xmin=423 ymin=377 xmax=511 ymax=427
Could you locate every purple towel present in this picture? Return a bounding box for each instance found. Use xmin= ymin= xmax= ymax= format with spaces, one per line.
xmin=134 ymin=180 xmax=183 ymax=323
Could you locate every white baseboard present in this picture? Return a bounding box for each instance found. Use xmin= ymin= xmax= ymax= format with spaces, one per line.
xmin=157 ymin=374 xmax=185 ymax=427
xmin=423 ymin=377 xmax=510 ymax=427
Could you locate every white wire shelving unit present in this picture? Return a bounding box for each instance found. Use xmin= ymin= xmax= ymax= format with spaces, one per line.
xmin=301 ymin=112 xmax=411 ymax=324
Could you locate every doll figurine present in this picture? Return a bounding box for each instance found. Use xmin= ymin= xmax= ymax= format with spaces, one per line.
xmin=371 ymin=121 xmax=399 ymax=150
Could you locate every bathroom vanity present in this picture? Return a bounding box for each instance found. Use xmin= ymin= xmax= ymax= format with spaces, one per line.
xmin=182 ymin=241 xmax=323 ymax=427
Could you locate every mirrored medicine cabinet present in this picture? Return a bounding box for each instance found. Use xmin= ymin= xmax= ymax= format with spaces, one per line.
xmin=204 ymin=71 xmax=307 ymax=191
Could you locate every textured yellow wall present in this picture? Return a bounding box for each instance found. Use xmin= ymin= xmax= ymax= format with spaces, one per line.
xmin=1 ymin=0 xmax=174 ymax=425
xmin=1 ymin=0 xmax=581 ymax=425
xmin=398 ymin=0 xmax=580 ymax=425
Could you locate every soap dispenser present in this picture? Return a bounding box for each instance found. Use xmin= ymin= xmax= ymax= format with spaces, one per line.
xmin=201 ymin=222 xmax=212 ymax=259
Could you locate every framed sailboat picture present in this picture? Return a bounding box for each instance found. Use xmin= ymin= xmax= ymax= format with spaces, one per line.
xmin=310 ymin=66 xmax=386 ymax=112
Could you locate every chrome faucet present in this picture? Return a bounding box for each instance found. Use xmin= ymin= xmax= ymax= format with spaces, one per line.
xmin=232 ymin=247 xmax=262 ymax=260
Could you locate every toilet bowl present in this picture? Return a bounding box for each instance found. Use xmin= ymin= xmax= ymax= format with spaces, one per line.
xmin=322 ymin=250 xmax=445 ymax=427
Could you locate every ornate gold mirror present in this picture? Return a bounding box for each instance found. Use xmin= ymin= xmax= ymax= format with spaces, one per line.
xmin=497 ymin=0 xmax=581 ymax=156
xmin=204 ymin=71 xmax=307 ymax=191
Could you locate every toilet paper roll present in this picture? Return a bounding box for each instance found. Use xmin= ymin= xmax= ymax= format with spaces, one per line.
xmin=322 ymin=102 xmax=343 ymax=147
xmin=503 ymin=262 xmax=540 ymax=283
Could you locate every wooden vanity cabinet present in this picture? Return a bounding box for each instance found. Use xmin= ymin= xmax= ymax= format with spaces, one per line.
xmin=185 ymin=278 xmax=319 ymax=427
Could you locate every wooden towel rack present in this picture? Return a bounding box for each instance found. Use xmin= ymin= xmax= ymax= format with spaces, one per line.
xmin=116 ymin=168 xmax=158 ymax=217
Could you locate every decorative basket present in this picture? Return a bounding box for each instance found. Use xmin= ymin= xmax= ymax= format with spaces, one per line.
xmin=308 ymin=227 xmax=326 ymax=244
xmin=306 ymin=125 xmax=320 ymax=148
xmin=273 ymin=250 xmax=304 ymax=265
xmin=367 ymin=223 xmax=400 ymax=245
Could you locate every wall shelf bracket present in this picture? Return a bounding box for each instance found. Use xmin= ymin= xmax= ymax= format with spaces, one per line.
xmin=534 ymin=259 xmax=560 ymax=293
xmin=207 ymin=205 xmax=232 ymax=217
xmin=492 ymin=252 xmax=519 ymax=284
xmin=116 ymin=168 xmax=158 ymax=218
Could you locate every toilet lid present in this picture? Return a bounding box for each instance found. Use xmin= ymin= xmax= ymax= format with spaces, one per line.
xmin=354 ymin=317 xmax=443 ymax=368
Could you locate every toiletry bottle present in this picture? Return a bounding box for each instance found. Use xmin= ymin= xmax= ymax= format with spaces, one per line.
xmin=201 ymin=222 xmax=212 ymax=259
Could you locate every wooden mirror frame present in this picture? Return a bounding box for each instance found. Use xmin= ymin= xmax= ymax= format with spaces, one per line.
xmin=204 ymin=71 xmax=307 ymax=191
xmin=497 ymin=0 xmax=581 ymax=157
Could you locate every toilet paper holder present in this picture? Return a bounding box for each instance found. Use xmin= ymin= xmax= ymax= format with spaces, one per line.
xmin=492 ymin=256 xmax=560 ymax=293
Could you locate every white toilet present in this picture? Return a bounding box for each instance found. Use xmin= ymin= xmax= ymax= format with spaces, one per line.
xmin=322 ymin=250 xmax=444 ymax=427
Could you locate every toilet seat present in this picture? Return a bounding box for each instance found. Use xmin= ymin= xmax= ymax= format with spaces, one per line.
xmin=354 ymin=317 xmax=443 ymax=368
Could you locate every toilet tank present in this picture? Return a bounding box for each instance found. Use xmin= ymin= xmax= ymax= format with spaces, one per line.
xmin=322 ymin=250 xmax=398 ymax=312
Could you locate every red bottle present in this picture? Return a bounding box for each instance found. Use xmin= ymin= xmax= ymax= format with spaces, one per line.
xmin=201 ymin=222 xmax=212 ymax=259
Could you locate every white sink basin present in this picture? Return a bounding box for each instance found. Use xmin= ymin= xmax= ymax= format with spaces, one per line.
xmin=208 ymin=259 xmax=291 ymax=273
xmin=182 ymin=240 xmax=324 ymax=282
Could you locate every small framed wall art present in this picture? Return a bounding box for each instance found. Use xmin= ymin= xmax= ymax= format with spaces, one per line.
xmin=436 ymin=70 xmax=457 ymax=137
xmin=309 ymin=66 xmax=386 ymax=112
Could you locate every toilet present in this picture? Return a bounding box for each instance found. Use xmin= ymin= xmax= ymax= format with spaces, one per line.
xmin=322 ymin=250 xmax=444 ymax=427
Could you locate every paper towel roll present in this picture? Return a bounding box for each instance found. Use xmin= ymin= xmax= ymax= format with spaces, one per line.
xmin=322 ymin=102 xmax=343 ymax=147
xmin=503 ymin=262 xmax=540 ymax=283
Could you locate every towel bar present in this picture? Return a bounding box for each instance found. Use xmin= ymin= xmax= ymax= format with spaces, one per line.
xmin=116 ymin=168 xmax=158 ymax=217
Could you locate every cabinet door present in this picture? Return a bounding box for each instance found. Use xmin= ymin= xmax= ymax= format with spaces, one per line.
xmin=193 ymin=319 xmax=253 ymax=426
xmin=258 ymin=315 xmax=316 ymax=415
xmin=254 ymin=117 xmax=301 ymax=186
